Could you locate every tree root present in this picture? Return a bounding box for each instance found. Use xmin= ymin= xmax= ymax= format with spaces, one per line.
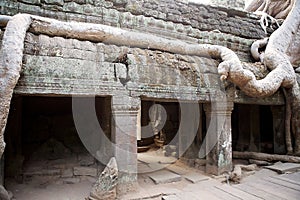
xmin=245 ymin=0 xmax=295 ymax=19
xmin=283 ymin=88 xmax=293 ymax=154
xmin=233 ymin=151 xmax=300 ymax=163
xmin=0 ymin=14 xmax=32 ymax=156
xmin=229 ymin=164 xmax=257 ymax=183
xmin=248 ymin=0 xmax=300 ymax=155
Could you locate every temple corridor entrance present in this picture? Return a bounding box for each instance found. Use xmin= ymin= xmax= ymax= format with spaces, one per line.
xmin=3 ymin=95 xmax=112 ymax=199
xmin=232 ymin=104 xmax=285 ymax=154
xmin=137 ymin=100 xmax=206 ymax=174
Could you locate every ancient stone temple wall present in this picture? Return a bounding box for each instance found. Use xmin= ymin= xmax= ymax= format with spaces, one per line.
xmin=189 ymin=0 xmax=245 ymax=9
xmin=0 ymin=0 xmax=287 ymax=194
xmin=1 ymin=0 xmax=264 ymax=39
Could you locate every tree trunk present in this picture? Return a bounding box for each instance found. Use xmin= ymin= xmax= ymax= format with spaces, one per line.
xmin=233 ymin=151 xmax=300 ymax=163
xmin=0 ymin=14 xmax=31 ymax=157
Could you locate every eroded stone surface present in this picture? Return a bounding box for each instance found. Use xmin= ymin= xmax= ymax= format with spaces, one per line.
xmin=73 ymin=166 xmax=98 ymax=177
xmin=88 ymin=157 xmax=118 ymax=200
xmin=264 ymin=162 xmax=300 ymax=174
xmin=184 ymin=172 xmax=210 ymax=183
xmin=148 ymin=170 xmax=182 ymax=184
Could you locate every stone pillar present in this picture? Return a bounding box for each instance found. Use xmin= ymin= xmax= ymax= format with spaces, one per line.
xmin=204 ymin=101 xmax=233 ymax=175
xmin=111 ymin=95 xmax=139 ymax=194
xmin=271 ymin=106 xmax=285 ymax=154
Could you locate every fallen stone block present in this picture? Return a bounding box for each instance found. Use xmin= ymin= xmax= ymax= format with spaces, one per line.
xmin=184 ymin=172 xmax=210 ymax=183
xmin=63 ymin=177 xmax=80 ymax=184
xmin=264 ymin=162 xmax=300 ymax=174
xmin=74 ymin=166 xmax=97 ymax=177
xmin=148 ymin=170 xmax=181 ymax=184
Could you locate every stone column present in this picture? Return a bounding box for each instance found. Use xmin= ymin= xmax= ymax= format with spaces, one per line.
xmin=111 ymin=95 xmax=140 ymax=194
xmin=204 ymin=100 xmax=234 ymax=175
xmin=271 ymin=106 xmax=285 ymax=154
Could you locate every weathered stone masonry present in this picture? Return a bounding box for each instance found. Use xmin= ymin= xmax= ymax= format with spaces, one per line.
xmin=0 ymin=0 xmax=287 ymax=193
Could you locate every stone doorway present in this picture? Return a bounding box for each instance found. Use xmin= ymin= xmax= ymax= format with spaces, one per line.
xmin=137 ymin=100 xmax=205 ymax=174
xmin=232 ymin=104 xmax=284 ymax=154
xmin=3 ymin=95 xmax=112 ymax=198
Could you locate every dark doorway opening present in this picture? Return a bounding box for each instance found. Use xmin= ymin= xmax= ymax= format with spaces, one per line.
xmin=232 ymin=104 xmax=275 ymax=153
xmin=4 ymin=95 xmax=111 ymax=192
xmin=137 ymin=100 xmax=205 ymax=173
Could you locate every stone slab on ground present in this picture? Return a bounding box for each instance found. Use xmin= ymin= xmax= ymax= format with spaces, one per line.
xmin=61 ymin=168 xmax=73 ymax=178
xmin=264 ymin=163 xmax=300 ymax=174
xmin=234 ymin=184 xmax=283 ymax=200
xmin=162 ymin=195 xmax=180 ymax=200
xmin=148 ymin=163 xmax=169 ymax=171
xmin=275 ymin=171 xmax=300 ymax=185
xmin=138 ymin=153 xmax=177 ymax=164
xmin=73 ymin=166 xmax=97 ymax=177
xmin=246 ymin=179 xmax=300 ymax=199
xmin=263 ymin=176 xmax=300 ymax=192
xmin=62 ymin=177 xmax=81 ymax=184
xmin=166 ymin=164 xmax=189 ymax=175
xmin=148 ymin=170 xmax=181 ymax=184
xmin=215 ymin=184 xmax=262 ymax=200
xmin=184 ymin=172 xmax=210 ymax=183
xmin=138 ymin=162 xmax=155 ymax=174
xmin=78 ymin=154 xmax=95 ymax=166
xmin=23 ymin=168 xmax=61 ymax=176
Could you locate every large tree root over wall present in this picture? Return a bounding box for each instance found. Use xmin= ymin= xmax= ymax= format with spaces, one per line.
xmin=249 ymin=0 xmax=300 ymax=155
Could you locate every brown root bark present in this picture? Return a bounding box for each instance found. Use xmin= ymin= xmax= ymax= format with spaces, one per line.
xmin=233 ymin=151 xmax=300 ymax=163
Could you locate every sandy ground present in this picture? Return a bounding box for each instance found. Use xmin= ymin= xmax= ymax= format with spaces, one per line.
xmin=5 ymin=149 xmax=293 ymax=200
xmin=6 ymin=177 xmax=92 ymax=200
xmin=5 ymin=157 xmax=204 ymax=200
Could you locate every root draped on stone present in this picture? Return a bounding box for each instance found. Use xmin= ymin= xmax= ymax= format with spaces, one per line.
xmin=249 ymin=0 xmax=300 ymax=155
xmin=0 ymin=13 xmax=267 ymax=159
xmin=233 ymin=151 xmax=300 ymax=163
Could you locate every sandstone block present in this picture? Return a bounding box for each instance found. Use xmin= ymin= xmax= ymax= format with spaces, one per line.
xmin=74 ymin=166 xmax=97 ymax=177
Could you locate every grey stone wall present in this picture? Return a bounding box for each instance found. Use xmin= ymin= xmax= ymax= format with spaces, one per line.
xmin=19 ymin=32 xmax=221 ymax=100
xmin=16 ymin=32 xmax=283 ymax=105
xmin=0 ymin=0 xmax=264 ymax=39
xmin=197 ymin=0 xmax=245 ymax=9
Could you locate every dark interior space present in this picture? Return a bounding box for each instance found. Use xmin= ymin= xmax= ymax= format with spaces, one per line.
xmin=232 ymin=104 xmax=276 ymax=154
xmin=4 ymin=95 xmax=111 ymax=185
xmin=140 ymin=100 xmax=180 ymax=147
xmin=138 ymin=100 xmax=205 ymax=159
